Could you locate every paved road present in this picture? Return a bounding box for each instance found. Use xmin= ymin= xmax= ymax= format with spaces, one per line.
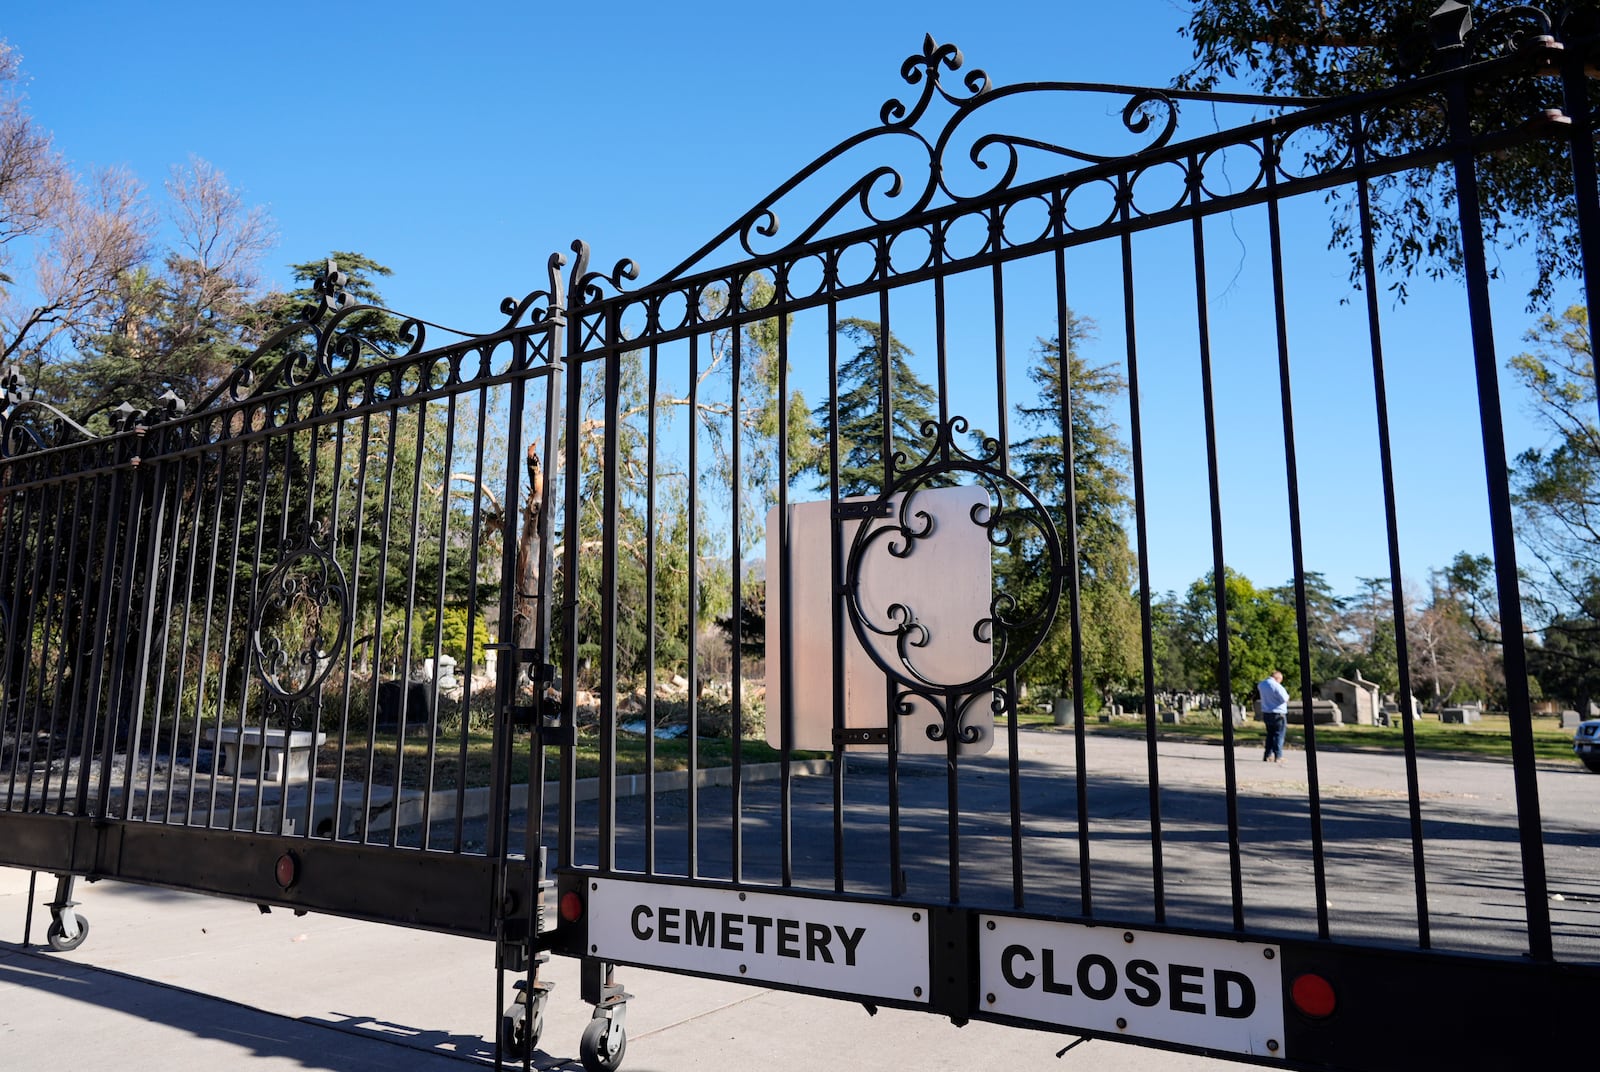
xmin=2 ymin=730 xmax=1596 ymax=1070
xmin=535 ymin=728 xmax=1600 ymax=962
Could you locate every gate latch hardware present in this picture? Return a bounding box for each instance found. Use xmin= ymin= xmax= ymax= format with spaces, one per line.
xmin=834 ymin=727 xmax=890 ymax=747
xmin=833 ymin=500 xmax=893 ymax=521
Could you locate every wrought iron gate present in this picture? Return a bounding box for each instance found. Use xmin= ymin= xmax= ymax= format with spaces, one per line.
xmin=4 ymin=6 xmax=1599 ymax=1070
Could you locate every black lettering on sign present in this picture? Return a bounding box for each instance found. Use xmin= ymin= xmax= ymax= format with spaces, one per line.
xmin=685 ymin=909 xmax=714 ymax=948
xmin=1215 ymin=970 xmax=1256 ymax=1019
xmin=1041 ymin=949 xmax=1073 ymax=996
xmin=777 ymin=918 xmax=802 ymax=959
xmin=1169 ymin=963 xmax=1205 ymax=1014
xmin=1123 ymin=959 xmax=1161 ymax=1007
xmin=616 ymin=901 xmax=881 ymax=974
xmin=1076 ymin=954 xmax=1117 ymax=1001
xmin=806 ymin=922 xmax=833 ymax=963
xmin=835 ymin=926 xmax=865 ymax=968
xmin=721 ymin=914 xmax=744 ymax=952
xmin=1002 ymin=944 xmax=1036 ymax=989
xmin=747 ymin=915 xmax=772 ymax=955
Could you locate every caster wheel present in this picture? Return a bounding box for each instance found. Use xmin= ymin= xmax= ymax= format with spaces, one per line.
xmin=46 ymin=915 xmax=89 ymax=952
xmin=579 ymin=1017 xmax=626 ymax=1072
xmin=500 ymin=1001 xmax=544 ymax=1060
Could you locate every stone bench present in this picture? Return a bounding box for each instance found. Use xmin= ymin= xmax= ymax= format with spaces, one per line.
xmin=203 ymin=727 xmax=326 ymax=783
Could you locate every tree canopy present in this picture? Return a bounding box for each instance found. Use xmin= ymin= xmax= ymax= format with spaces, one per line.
xmin=1179 ymin=1 xmax=1600 ymax=305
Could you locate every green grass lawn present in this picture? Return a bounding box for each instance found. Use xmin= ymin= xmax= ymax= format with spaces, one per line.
xmin=1019 ymin=706 xmax=1581 ymax=764
xmin=321 ymin=727 xmax=819 ymax=791
xmin=319 ymin=708 xmax=1580 ymax=792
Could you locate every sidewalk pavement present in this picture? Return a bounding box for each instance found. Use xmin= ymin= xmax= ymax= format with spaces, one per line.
xmin=0 ymin=864 xmax=1237 ymax=1071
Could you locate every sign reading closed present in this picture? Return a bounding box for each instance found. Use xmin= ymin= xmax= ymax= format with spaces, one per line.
xmin=979 ymin=916 xmax=1285 ymax=1059
xmin=589 ymin=878 xmax=930 ymax=1003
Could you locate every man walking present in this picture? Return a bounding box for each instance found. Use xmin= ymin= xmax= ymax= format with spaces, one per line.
xmin=1258 ymin=670 xmax=1289 ymax=763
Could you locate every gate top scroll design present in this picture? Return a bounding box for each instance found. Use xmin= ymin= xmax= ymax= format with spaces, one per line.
xmin=652 ymin=35 xmax=1318 ymax=288
xmin=0 ymin=251 xmax=581 ymax=465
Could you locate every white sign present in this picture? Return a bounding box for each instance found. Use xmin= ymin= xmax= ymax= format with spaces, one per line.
xmin=765 ymin=486 xmax=994 ymax=754
xmin=589 ymin=878 xmax=930 ymax=1003
xmin=979 ymin=916 xmax=1285 ymax=1059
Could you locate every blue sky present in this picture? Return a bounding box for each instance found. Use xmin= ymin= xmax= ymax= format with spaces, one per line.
xmin=2 ymin=1 xmax=1568 ymax=602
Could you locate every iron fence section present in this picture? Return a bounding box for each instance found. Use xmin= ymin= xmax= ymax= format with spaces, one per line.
xmin=1 ymin=12 xmax=1598 ymax=1070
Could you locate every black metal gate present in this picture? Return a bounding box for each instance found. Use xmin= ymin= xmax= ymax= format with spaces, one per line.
xmin=4 ymin=7 xmax=1599 ymax=1070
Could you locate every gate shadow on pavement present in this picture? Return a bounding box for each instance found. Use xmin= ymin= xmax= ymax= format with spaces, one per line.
xmin=0 ymin=945 xmax=511 ymax=1071
xmin=300 ymin=1010 xmax=586 ymax=1069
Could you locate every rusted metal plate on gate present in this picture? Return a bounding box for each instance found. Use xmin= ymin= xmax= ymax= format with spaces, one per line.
xmin=766 ymin=486 xmax=994 ymax=755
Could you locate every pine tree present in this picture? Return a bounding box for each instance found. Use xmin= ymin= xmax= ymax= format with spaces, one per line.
xmin=804 ymin=317 xmax=939 ymax=497
xmin=1011 ymin=319 xmax=1140 ymax=706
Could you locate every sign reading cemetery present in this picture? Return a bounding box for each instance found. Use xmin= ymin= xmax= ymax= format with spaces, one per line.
xmin=979 ymin=916 xmax=1286 ymax=1059
xmin=765 ymin=486 xmax=995 ymax=754
xmin=589 ymin=878 xmax=930 ymax=1003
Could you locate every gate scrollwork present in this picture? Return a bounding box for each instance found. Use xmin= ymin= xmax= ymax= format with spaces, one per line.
xmin=250 ymin=524 xmax=350 ymax=723
xmin=844 ymin=415 xmax=1064 ymax=745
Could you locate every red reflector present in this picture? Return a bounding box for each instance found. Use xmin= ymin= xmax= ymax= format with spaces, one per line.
xmin=559 ymin=891 xmax=584 ymax=923
xmin=1291 ymin=973 xmax=1336 ymax=1018
xmin=274 ymin=853 xmax=298 ymax=890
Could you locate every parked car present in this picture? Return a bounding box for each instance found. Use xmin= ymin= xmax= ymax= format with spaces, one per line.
xmin=1575 ymin=719 xmax=1600 ymax=773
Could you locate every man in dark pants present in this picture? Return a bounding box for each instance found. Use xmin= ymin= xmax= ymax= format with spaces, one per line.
xmin=1258 ymin=670 xmax=1289 ymax=763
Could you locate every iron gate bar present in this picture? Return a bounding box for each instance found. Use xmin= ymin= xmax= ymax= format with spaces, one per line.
xmin=331 ymin=412 xmax=372 ymax=842
xmin=13 ymin=479 xmax=51 ymax=813
xmin=141 ymin=451 xmax=184 ymax=822
xmin=1444 ymin=60 xmax=1553 ymax=963
xmin=599 ymin=305 xmax=620 ymax=878
xmin=684 ymin=328 xmax=698 ymax=880
xmin=994 ymin=225 xmax=1021 ymax=911
xmin=1055 ymin=228 xmax=1093 ymax=920
xmin=1188 ymin=146 xmax=1247 ymax=934
xmin=419 ymin=389 xmax=452 ymax=845
xmin=733 ymin=300 xmax=745 ymax=887
xmin=171 ymin=451 xmax=209 ymax=825
xmin=455 ymin=379 xmax=491 ymax=852
xmin=124 ymin=427 xmax=172 ymax=822
xmin=777 ymin=289 xmax=794 ymax=890
xmin=1564 ymin=47 xmax=1600 ymax=392
xmin=1119 ymin=173 xmax=1168 ymax=927
xmin=826 ymin=297 xmax=846 ymax=897
xmin=645 ymin=337 xmax=660 ymax=877
xmin=1353 ymin=125 xmax=1434 ymax=951
xmin=86 ymin=445 xmax=132 ymax=821
xmin=984 ymin=235 xmax=1005 ymax=909
xmin=3 ymin=481 xmax=35 ymax=812
xmin=877 ymin=294 xmax=904 ymax=901
xmin=392 ymin=377 xmax=429 ymax=844
xmin=1263 ymin=155 xmax=1333 ymax=943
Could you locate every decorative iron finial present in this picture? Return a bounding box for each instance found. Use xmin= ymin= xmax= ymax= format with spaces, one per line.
xmin=1431 ymin=1 xmax=1474 ymax=51
xmin=0 ymin=363 xmax=33 ymax=409
xmin=155 ymin=389 xmax=187 ymax=420
xmin=312 ymin=259 xmax=351 ymax=318
xmin=111 ymin=400 xmax=142 ymax=433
